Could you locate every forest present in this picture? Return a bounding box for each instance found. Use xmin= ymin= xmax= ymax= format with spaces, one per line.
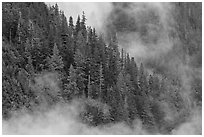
xmin=2 ymin=2 xmax=202 ymax=134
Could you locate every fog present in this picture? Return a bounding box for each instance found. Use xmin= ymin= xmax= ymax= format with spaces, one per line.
xmin=172 ymin=107 xmax=202 ymax=135
xmin=3 ymin=100 xmax=149 ymax=135
xmin=45 ymin=2 xmax=176 ymax=61
xmin=3 ymin=99 xmax=201 ymax=135
xmin=3 ymin=2 xmax=202 ymax=135
xmin=3 ymin=69 xmax=201 ymax=135
xmin=46 ymin=2 xmax=112 ymax=32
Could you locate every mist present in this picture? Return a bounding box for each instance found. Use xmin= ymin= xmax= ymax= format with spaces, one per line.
xmin=49 ymin=2 xmax=201 ymax=134
xmin=3 ymin=2 xmax=202 ymax=135
xmin=105 ymin=3 xmax=202 ymax=133
xmin=46 ymin=2 xmax=112 ymax=33
xmin=3 ymin=98 xmax=201 ymax=135
xmin=45 ymin=2 xmax=176 ymax=61
xmin=3 ymin=99 xmax=149 ymax=135
xmin=2 ymin=70 xmax=201 ymax=135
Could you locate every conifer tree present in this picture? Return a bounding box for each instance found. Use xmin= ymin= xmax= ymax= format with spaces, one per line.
xmin=126 ymin=53 xmax=131 ymax=74
xmin=148 ymin=74 xmax=154 ymax=96
xmin=68 ymin=16 xmax=74 ymax=37
xmin=47 ymin=43 xmax=64 ymax=71
xmin=16 ymin=11 xmax=23 ymax=44
xmin=80 ymin=11 xmax=87 ymax=39
xmin=99 ymin=64 xmax=105 ymax=101
xmin=16 ymin=11 xmax=27 ymax=54
xmin=107 ymin=32 xmax=120 ymax=86
xmin=54 ymin=3 xmax=59 ymax=16
xmin=74 ymin=49 xmax=86 ymax=97
xmin=26 ymin=55 xmax=35 ymax=77
xmin=117 ymin=71 xmax=127 ymax=100
xmin=69 ymin=16 xmax=74 ymax=28
xmin=108 ymin=85 xmax=126 ymax=122
xmin=63 ymin=65 xmax=79 ymax=100
xmin=121 ymin=48 xmax=125 ymax=70
xmin=130 ymin=57 xmax=138 ymax=90
xmin=76 ymin=31 xmax=86 ymax=55
xmin=61 ymin=13 xmax=69 ymax=38
xmin=138 ymin=63 xmax=148 ymax=95
xmin=75 ymin=15 xmax=81 ymax=38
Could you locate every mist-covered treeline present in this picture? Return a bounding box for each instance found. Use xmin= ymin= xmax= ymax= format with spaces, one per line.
xmin=2 ymin=2 xmax=202 ymax=134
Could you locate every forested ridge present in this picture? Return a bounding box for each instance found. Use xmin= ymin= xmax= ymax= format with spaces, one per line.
xmin=2 ymin=2 xmax=202 ymax=134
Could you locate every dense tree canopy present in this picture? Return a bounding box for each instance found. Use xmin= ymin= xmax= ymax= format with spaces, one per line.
xmin=2 ymin=2 xmax=201 ymax=134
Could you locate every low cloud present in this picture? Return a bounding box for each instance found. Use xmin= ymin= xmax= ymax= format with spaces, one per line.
xmin=3 ymin=99 xmax=149 ymax=135
xmin=3 ymin=2 xmax=201 ymax=135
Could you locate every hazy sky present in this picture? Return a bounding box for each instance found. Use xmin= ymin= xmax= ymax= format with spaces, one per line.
xmin=46 ymin=2 xmax=112 ymax=32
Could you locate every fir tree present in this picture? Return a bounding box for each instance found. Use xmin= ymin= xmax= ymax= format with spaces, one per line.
xmin=69 ymin=16 xmax=74 ymax=28
xmin=68 ymin=16 xmax=74 ymax=37
xmin=47 ymin=43 xmax=64 ymax=71
xmin=99 ymin=64 xmax=105 ymax=102
xmin=138 ymin=63 xmax=148 ymax=95
xmin=80 ymin=11 xmax=87 ymax=39
xmin=63 ymin=65 xmax=79 ymax=100
xmin=74 ymin=49 xmax=86 ymax=97
xmin=117 ymin=71 xmax=127 ymax=100
xmin=107 ymin=32 xmax=120 ymax=86
xmin=75 ymin=15 xmax=81 ymax=38
xmin=130 ymin=57 xmax=138 ymax=90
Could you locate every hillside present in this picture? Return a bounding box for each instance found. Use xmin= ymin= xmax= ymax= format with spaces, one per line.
xmin=2 ymin=2 xmax=202 ymax=135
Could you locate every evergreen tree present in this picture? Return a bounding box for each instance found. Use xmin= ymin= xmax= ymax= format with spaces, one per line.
xmin=76 ymin=31 xmax=86 ymax=55
xmin=63 ymin=65 xmax=79 ymax=101
xmin=99 ymin=64 xmax=105 ymax=102
xmin=54 ymin=3 xmax=59 ymax=16
xmin=107 ymin=32 xmax=120 ymax=86
xmin=124 ymin=73 xmax=135 ymax=123
xmin=108 ymin=85 xmax=125 ymax=122
xmin=138 ymin=63 xmax=148 ymax=95
xmin=60 ymin=13 xmax=69 ymax=39
xmin=2 ymin=2 xmax=200 ymax=131
xmin=16 ymin=11 xmax=23 ymax=43
xmin=53 ymin=3 xmax=60 ymax=44
xmin=117 ymin=71 xmax=127 ymax=100
xmin=74 ymin=49 xmax=86 ymax=97
xmin=119 ymin=72 xmax=129 ymax=119
xmin=25 ymin=54 xmax=35 ymax=77
xmin=68 ymin=16 xmax=74 ymax=37
xmin=130 ymin=57 xmax=138 ymax=90
xmin=125 ymin=53 xmax=131 ymax=74
xmin=148 ymin=74 xmax=160 ymax=98
xmin=16 ymin=11 xmax=28 ymax=54
xmin=69 ymin=16 xmax=74 ymax=28
xmin=121 ymin=48 xmax=125 ymax=70
xmin=80 ymin=11 xmax=87 ymax=39
xmin=148 ymin=74 xmax=154 ymax=96
xmin=46 ymin=43 xmax=64 ymax=71
xmin=75 ymin=15 xmax=81 ymax=38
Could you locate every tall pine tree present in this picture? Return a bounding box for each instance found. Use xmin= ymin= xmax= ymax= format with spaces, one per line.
xmin=46 ymin=43 xmax=64 ymax=71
